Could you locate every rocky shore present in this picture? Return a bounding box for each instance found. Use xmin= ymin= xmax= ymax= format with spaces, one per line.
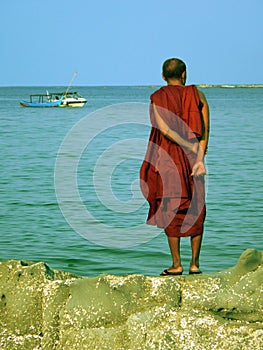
xmin=0 ymin=248 xmax=262 ymax=350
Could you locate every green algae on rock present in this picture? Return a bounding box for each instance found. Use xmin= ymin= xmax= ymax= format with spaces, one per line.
xmin=0 ymin=248 xmax=262 ymax=349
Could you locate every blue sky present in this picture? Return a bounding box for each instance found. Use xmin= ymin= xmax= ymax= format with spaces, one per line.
xmin=1 ymin=0 xmax=262 ymax=86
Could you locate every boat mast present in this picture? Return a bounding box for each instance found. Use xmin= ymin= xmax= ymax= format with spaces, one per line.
xmin=64 ymin=72 xmax=78 ymax=98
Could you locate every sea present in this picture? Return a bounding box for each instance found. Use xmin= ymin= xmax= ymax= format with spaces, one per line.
xmin=0 ymin=86 xmax=262 ymax=277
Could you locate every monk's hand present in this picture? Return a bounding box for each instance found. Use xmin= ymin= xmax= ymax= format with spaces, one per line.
xmin=192 ymin=143 xmax=198 ymax=154
xmin=191 ymin=161 xmax=206 ymax=177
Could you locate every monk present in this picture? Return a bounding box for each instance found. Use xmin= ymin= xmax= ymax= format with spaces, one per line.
xmin=140 ymin=58 xmax=210 ymax=275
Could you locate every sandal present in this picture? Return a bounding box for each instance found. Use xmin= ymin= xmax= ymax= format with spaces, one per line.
xmin=160 ymin=269 xmax=183 ymax=276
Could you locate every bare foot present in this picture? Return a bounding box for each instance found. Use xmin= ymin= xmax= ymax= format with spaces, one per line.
xmin=166 ymin=265 xmax=183 ymax=273
xmin=160 ymin=265 xmax=184 ymax=276
xmin=189 ymin=264 xmax=202 ymax=274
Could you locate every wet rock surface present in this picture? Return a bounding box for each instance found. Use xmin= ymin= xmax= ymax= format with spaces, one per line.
xmin=0 ymin=248 xmax=262 ymax=349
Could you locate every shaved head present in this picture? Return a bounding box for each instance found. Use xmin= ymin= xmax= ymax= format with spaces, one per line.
xmin=162 ymin=58 xmax=186 ymax=80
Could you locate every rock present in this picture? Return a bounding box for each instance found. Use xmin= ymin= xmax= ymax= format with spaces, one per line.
xmin=0 ymin=248 xmax=262 ymax=349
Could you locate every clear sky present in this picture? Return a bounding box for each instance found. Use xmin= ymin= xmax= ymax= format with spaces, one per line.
xmin=1 ymin=0 xmax=262 ymax=86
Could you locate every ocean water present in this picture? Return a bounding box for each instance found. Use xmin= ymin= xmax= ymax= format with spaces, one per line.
xmin=0 ymin=86 xmax=262 ymax=277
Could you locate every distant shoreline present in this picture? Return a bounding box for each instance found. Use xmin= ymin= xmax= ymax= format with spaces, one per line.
xmin=147 ymin=84 xmax=263 ymax=89
xmin=196 ymin=84 xmax=263 ymax=88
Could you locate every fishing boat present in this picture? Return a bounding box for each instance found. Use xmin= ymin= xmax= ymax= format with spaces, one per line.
xmin=49 ymin=91 xmax=87 ymax=108
xmin=20 ymin=94 xmax=63 ymax=108
xmin=55 ymin=72 xmax=87 ymax=107
xmin=19 ymin=72 xmax=87 ymax=108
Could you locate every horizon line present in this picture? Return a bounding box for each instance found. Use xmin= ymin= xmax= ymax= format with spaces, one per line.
xmin=0 ymin=83 xmax=263 ymax=88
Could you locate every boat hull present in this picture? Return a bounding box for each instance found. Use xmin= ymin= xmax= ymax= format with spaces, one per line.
xmin=60 ymin=100 xmax=87 ymax=108
xmin=20 ymin=100 xmax=62 ymax=108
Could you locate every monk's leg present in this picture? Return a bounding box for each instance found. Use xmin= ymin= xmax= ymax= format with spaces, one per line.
xmin=190 ymin=234 xmax=203 ymax=272
xmin=167 ymin=236 xmax=183 ymax=272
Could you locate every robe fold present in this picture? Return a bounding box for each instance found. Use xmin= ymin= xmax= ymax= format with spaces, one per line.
xmin=140 ymin=85 xmax=206 ymax=237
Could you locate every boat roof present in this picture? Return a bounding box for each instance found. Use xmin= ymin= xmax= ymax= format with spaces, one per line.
xmin=29 ymin=94 xmax=51 ymax=97
xmin=49 ymin=91 xmax=81 ymax=95
xmin=28 ymin=91 xmax=81 ymax=96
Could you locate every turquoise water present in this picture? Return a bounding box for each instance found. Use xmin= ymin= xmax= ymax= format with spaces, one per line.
xmin=0 ymin=86 xmax=262 ymax=276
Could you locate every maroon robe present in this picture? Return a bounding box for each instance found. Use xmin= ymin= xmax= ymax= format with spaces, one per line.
xmin=140 ymin=85 xmax=206 ymax=237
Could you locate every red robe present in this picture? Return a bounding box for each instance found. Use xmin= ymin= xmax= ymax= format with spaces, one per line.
xmin=140 ymin=85 xmax=206 ymax=237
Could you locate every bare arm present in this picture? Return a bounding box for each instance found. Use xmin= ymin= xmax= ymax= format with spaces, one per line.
xmin=153 ymin=104 xmax=198 ymax=153
xmin=191 ymin=89 xmax=210 ymax=176
xmin=197 ymin=89 xmax=210 ymax=157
